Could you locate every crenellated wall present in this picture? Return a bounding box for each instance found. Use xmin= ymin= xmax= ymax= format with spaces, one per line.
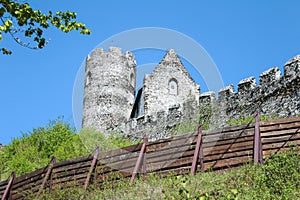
xmin=82 ymin=46 xmax=300 ymax=142
xmin=199 ymin=55 xmax=300 ymax=128
xmin=114 ymin=98 xmax=199 ymax=141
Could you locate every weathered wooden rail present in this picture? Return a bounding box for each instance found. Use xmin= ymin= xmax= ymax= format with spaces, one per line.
xmin=1 ymin=115 xmax=299 ymax=199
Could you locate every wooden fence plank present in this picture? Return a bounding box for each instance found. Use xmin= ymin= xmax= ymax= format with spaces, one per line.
xmin=262 ymin=139 xmax=300 ymax=151
xmin=53 ymin=161 xmax=92 ymax=174
xmin=52 ymin=167 xmax=91 ymax=180
xmin=51 ymin=173 xmax=88 ymax=185
xmin=203 ymin=127 xmax=254 ymax=143
xmin=203 ymin=135 xmax=254 ymax=148
xmin=260 ymin=121 xmax=300 ymax=132
xmin=0 ymin=180 xmax=9 ymax=193
xmin=261 ymin=128 xmax=300 ymax=138
xmin=260 ymin=117 xmax=300 ymax=127
xmin=203 ymin=140 xmax=254 ymax=156
xmin=147 ymin=135 xmax=196 ymax=153
xmin=53 ymin=156 xmax=93 ymax=168
xmin=99 ymin=143 xmax=143 ymax=160
xmin=11 ymin=172 xmax=44 ymax=191
xmin=204 ymin=155 xmax=252 ymax=171
xmin=12 ymin=166 xmax=47 ymax=186
xmin=100 ymin=151 xmax=140 ymax=165
xmin=262 ymin=133 xmax=300 ymax=144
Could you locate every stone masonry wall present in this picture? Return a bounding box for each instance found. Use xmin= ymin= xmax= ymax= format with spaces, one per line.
xmin=82 ymin=46 xmax=300 ymax=142
xmin=143 ymin=49 xmax=200 ymax=116
xmin=112 ymin=49 xmax=200 ymax=141
xmin=120 ymin=55 xmax=300 ymax=142
xmin=115 ymin=99 xmax=198 ymax=141
xmin=82 ymin=47 xmax=136 ymax=133
xmin=199 ymin=55 xmax=300 ymax=128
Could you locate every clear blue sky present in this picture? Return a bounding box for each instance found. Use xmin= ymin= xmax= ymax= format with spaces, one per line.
xmin=1 ymin=0 xmax=300 ymax=145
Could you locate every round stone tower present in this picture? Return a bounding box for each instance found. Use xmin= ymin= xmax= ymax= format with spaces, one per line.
xmin=82 ymin=47 xmax=136 ymax=133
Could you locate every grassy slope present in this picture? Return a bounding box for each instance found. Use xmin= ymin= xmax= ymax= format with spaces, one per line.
xmin=35 ymin=149 xmax=299 ymax=200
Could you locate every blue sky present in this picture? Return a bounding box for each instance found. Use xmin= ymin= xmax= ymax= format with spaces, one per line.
xmin=1 ymin=0 xmax=300 ymax=145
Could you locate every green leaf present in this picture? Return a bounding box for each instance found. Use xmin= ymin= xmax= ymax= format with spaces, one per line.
xmin=231 ymin=189 xmax=238 ymax=194
xmin=4 ymin=19 xmax=12 ymax=27
xmin=0 ymin=1 xmax=90 ymax=55
xmin=1 ymin=48 xmax=12 ymax=55
xmin=0 ymin=8 xmax=5 ymax=17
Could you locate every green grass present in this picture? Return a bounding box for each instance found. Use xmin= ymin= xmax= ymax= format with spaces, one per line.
xmin=33 ymin=148 xmax=299 ymax=200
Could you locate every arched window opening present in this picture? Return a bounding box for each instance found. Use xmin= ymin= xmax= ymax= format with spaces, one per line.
xmin=169 ymin=78 xmax=178 ymax=95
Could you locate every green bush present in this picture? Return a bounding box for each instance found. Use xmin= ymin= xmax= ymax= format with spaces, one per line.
xmin=226 ymin=115 xmax=274 ymax=126
xmin=0 ymin=118 xmax=137 ymax=181
xmin=78 ymin=128 xmax=136 ymax=153
xmin=0 ymin=118 xmax=88 ymax=180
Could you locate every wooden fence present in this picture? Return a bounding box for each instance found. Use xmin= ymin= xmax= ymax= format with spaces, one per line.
xmin=1 ymin=115 xmax=299 ymax=199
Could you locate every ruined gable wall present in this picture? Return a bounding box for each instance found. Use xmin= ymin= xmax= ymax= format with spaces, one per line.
xmin=143 ymin=50 xmax=200 ymax=116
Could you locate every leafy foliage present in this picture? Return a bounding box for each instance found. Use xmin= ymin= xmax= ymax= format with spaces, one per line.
xmin=0 ymin=119 xmax=136 ymax=181
xmin=78 ymin=128 xmax=136 ymax=153
xmin=0 ymin=118 xmax=88 ymax=180
xmin=0 ymin=0 xmax=90 ymax=54
xmin=226 ymin=115 xmax=272 ymax=126
xmin=170 ymin=105 xmax=215 ymax=136
xmin=198 ymin=105 xmax=213 ymax=130
xmin=170 ymin=120 xmax=198 ymax=136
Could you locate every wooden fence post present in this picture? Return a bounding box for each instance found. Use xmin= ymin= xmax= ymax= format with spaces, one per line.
xmin=130 ymin=136 xmax=148 ymax=185
xmin=49 ymin=157 xmax=56 ymax=192
xmin=254 ymin=112 xmax=264 ymax=165
xmin=84 ymin=146 xmax=100 ymax=190
xmin=191 ymin=125 xmax=204 ymax=175
xmin=1 ymin=172 xmax=16 ymax=200
xmin=37 ymin=156 xmax=56 ymax=197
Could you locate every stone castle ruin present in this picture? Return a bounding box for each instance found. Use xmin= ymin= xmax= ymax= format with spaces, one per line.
xmin=82 ymin=47 xmax=300 ymax=141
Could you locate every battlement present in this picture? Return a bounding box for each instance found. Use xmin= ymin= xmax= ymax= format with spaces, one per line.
xmin=218 ymin=85 xmax=234 ymax=101
xmin=89 ymin=47 xmax=135 ymax=58
xmin=284 ymin=55 xmax=300 ymax=80
xmin=199 ymin=91 xmax=216 ymax=105
xmin=109 ymin=46 xmax=122 ymax=55
xmin=237 ymin=76 xmax=256 ymax=94
xmin=82 ymin=47 xmax=300 ymax=141
xmin=90 ymin=48 xmax=104 ymax=57
xmin=202 ymin=55 xmax=300 ymax=127
xmin=259 ymin=67 xmax=281 ymax=87
xmin=216 ymin=55 xmax=299 ymax=102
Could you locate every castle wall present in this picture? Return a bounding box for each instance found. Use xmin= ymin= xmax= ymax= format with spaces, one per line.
xmin=122 ymin=55 xmax=300 ymax=142
xmin=200 ymin=55 xmax=300 ymax=128
xmin=119 ymin=101 xmax=194 ymax=141
xmin=143 ymin=49 xmax=200 ymax=116
xmin=82 ymin=47 xmax=136 ymax=133
xmin=82 ymin=46 xmax=300 ymax=142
